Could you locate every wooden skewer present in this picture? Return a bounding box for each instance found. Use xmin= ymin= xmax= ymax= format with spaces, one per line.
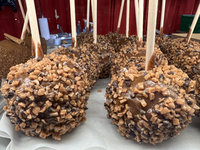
xmin=186 ymin=2 xmax=200 ymax=43
xmin=145 ymin=0 xmax=158 ymax=71
xmin=5 ymin=37 xmax=10 ymax=41
xmin=117 ymin=0 xmax=125 ymax=33
xmin=160 ymin=0 xmax=166 ymax=36
xmin=26 ymin=0 xmax=43 ymax=58
xmin=91 ymin=0 xmax=94 ymax=22
xmin=4 ymin=33 xmax=24 ymax=45
xmin=21 ymin=12 xmax=29 ymax=41
xmin=18 ymin=0 xmax=25 ymax=19
xmin=126 ymin=0 xmax=130 ymax=37
xmin=86 ymin=0 xmax=90 ymax=32
xmin=70 ymin=0 xmax=77 ymax=47
xmin=138 ymin=0 xmax=144 ymax=46
xmin=93 ymin=0 xmax=97 ymax=44
xmin=134 ymin=0 xmax=139 ymax=36
xmin=18 ymin=0 xmax=30 ymax=32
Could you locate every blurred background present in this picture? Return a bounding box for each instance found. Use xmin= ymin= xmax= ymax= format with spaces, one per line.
xmin=0 ymin=0 xmax=199 ymax=40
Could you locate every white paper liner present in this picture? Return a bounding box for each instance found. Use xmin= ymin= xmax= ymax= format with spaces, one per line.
xmin=0 ymin=78 xmax=200 ymax=150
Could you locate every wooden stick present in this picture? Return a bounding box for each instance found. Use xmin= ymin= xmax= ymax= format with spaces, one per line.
xmin=160 ymin=0 xmax=166 ymax=36
xmin=145 ymin=0 xmax=158 ymax=71
xmin=86 ymin=0 xmax=90 ymax=32
xmin=91 ymin=0 xmax=94 ymax=22
xmin=18 ymin=0 xmax=25 ymax=19
xmin=186 ymin=2 xmax=200 ymax=43
xmin=4 ymin=33 xmax=24 ymax=45
xmin=5 ymin=37 xmax=11 ymax=41
xmin=126 ymin=0 xmax=130 ymax=37
xmin=138 ymin=0 xmax=144 ymax=46
xmin=70 ymin=0 xmax=77 ymax=47
xmin=21 ymin=12 xmax=29 ymax=41
xmin=18 ymin=0 xmax=30 ymax=32
xmin=134 ymin=0 xmax=139 ymax=36
xmin=93 ymin=0 xmax=97 ymax=43
xmin=117 ymin=0 xmax=125 ymax=33
xmin=26 ymin=0 xmax=43 ymax=58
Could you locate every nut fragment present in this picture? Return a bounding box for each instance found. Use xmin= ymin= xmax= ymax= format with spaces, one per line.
xmin=50 ymin=112 xmax=58 ymax=117
xmin=172 ymin=118 xmax=180 ymax=125
xmin=12 ymin=81 xmax=19 ymax=87
xmin=140 ymin=100 xmax=147 ymax=107
xmin=32 ymin=107 xmax=40 ymax=115
xmin=38 ymin=89 xmax=45 ymax=96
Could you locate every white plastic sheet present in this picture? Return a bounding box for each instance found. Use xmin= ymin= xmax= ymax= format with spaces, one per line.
xmin=0 ymin=78 xmax=200 ymax=150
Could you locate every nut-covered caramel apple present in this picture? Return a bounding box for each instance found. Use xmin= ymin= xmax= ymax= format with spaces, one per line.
xmin=111 ymin=43 xmax=168 ymax=76
xmin=156 ymin=37 xmax=200 ymax=116
xmin=1 ymin=52 xmax=90 ymax=140
xmin=105 ymin=65 xmax=199 ymax=144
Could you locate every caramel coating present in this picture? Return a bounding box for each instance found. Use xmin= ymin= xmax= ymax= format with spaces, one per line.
xmin=105 ymin=65 xmax=199 ymax=144
xmin=1 ymin=52 xmax=90 ymax=140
